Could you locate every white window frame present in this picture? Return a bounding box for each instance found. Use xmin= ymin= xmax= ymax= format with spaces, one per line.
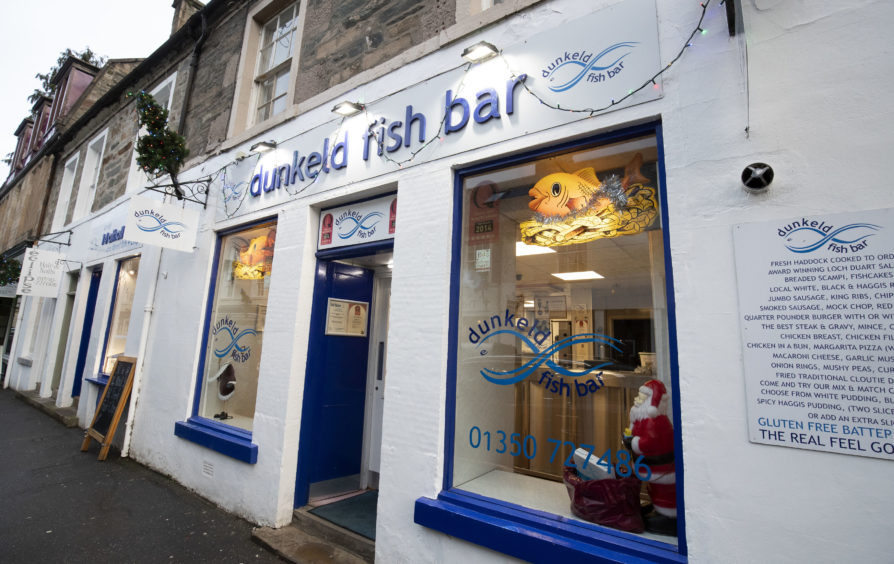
xmin=72 ymin=129 xmax=109 ymax=222
xmin=125 ymin=73 xmax=178 ymax=194
xmin=228 ymin=0 xmax=306 ymax=137
xmin=52 ymin=153 xmax=80 ymax=231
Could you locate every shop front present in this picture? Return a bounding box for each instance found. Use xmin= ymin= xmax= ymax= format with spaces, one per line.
xmin=117 ymin=0 xmax=894 ymax=562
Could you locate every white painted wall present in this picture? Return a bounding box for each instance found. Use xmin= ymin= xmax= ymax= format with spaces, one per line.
xmin=11 ymin=0 xmax=889 ymax=561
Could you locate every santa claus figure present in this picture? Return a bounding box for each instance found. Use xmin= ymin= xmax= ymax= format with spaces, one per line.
xmin=627 ymin=379 xmax=676 ymax=523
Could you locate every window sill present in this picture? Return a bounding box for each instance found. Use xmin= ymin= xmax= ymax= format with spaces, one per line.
xmin=16 ymin=356 xmax=33 ymax=367
xmin=174 ymin=416 xmax=258 ymax=464
xmin=85 ymin=373 xmax=109 ymax=387
xmin=414 ymin=490 xmax=686 ymax=564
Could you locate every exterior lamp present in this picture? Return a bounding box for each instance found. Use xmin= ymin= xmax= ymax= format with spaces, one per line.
xmin=250 ymin=140 xmax=277 ymax=153
xmin=332 ymin=101 xmax=364 ymax=116
xmin=461 ymin=41 xmax=499 ymax=63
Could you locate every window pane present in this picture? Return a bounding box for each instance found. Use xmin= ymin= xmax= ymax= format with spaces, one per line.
xmin=199 ymin=222 xmax=277 ymax=431
xmin=452 ymin=135 xmax=678 ymax=541
xmin=103 ymin=257 xmax=140 ymax=373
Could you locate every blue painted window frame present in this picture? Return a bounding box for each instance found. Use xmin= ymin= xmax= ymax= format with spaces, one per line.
xmin=173 ymin=216 xmax=276 ymax=464
xmin=413 ymin=122 xmax=687 ymax=562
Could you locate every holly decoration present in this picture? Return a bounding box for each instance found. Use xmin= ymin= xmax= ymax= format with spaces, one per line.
xmin=0 ymin=256 xmax=21 ymax=287
xmin=131 ymin=90 xmax=189 ymax=199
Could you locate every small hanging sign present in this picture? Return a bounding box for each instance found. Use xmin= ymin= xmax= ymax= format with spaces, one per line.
xmin=16 ymin=248 xmax=65 ymax=297
xmin=125 ymin=195 xmax=199 ymax=252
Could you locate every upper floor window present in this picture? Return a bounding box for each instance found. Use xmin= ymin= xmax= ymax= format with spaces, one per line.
xmin=255 ymin=3 xmax=297 ymax=123
xmin=51 ymin=154 xmax=79 ymax=231
xmin=72 ymin=129 xmax=108 ymax=222
xmin=229 ymin=0 xmax=304 ymax=136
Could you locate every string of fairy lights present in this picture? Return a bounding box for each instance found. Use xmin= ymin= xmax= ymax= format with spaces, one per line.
xmin=196 ymin=0 xmax=718 ymax=219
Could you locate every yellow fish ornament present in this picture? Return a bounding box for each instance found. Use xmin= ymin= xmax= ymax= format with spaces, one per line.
xmin=528 ymin=168 xmax=609 ymax=218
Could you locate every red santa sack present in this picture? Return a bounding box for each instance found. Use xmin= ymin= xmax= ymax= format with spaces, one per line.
xmin=563 ymin=466 xmax=644 ymax=533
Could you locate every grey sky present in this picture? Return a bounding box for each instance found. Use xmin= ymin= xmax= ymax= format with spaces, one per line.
xmin=0 ymin=1 xmax=180 ymax=180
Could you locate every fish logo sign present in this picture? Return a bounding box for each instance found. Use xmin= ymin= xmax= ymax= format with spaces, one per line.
xmin=212 ymin=316 xmax=257 ymax=363
xmin=476 ymin=329 xmax=620 ymax=385
xmin=135 ymin=213 xmax=186 ymax=235
xmin=541 ymin=42 xmax=638 ymax=92
xmin=336 ymin=210 xmax=384 ymax=240
xmin=778 ymin=219 xmax=881 ymax=254
xmin=468 ymin=310 xmax=621 ymax=385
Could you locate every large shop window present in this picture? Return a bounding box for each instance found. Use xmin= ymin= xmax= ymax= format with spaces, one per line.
xmin=176 ymin=220 xmax=276 ymax=463
xmin=416 ymin=128 xmax=685 ymax=562
xmin=101 ymin=256 xmax=140 ymax=375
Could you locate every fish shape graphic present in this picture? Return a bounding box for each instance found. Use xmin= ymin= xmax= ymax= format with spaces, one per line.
xmin=528 ymin=168 xmax=608 ymax=218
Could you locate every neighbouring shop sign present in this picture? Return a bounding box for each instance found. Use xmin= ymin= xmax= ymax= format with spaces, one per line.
xmin=125 ymin=195 xmax=199 ymax=252
xmin=734 ymin=208 xmax=894 ymax=460
xmin=16 ymin=248 xmax=66 ymax=297
xmin=318 ymin=195 xmax=396 ymax=250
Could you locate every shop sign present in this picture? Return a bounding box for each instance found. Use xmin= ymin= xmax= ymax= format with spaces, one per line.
xmin=734 ymin=208 xmax=894 ymax=460
xmin=125 ymin=195 xmax=199 ymax=252
xmin=318 ymin=195 xmax=396 ymax=250
xmin=89 ymin=207 xmax=140 ymax=258
xmin=16 ymin=248 xmax=65 ymax=298
xmin=219 ymin=0 xmax=660 ymax=220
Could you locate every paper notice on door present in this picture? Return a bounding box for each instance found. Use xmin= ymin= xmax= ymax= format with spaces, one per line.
xmin=325 ymin=298 xmax=369 ymax=337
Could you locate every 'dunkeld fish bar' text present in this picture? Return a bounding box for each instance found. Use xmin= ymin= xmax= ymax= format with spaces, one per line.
xmin=248 ymin=76 xmax=527 ymax=197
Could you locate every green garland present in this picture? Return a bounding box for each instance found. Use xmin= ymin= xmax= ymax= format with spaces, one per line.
xmin=131 ymin=91 xmax=189 ymax=199
xmin=0 ymin=256 xmax=21 ymax=287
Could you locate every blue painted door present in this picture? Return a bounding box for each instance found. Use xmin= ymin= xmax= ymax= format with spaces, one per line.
xmin=71 ymin=268 xmax=102 ymax=397
xmin=296 ymin=260 xmax=373 ymax=505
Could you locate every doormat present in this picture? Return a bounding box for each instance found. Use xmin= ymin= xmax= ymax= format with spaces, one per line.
xmin=308 ymin=490 xmax=378 ymax=540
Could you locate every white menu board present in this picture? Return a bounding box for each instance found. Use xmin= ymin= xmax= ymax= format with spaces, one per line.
xmin=734 ymin=208 xmax=894 ymax=460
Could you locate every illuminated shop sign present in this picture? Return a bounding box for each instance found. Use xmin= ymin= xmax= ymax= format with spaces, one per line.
xmin=249 ymin=77 xmax=526 ymax=198
xmin=221 ymin=0 xmax=661 ymax=219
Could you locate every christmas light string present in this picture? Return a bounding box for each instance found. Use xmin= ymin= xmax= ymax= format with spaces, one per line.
xmin=501 ymin=0 xmax=714 ymax=117
xmin=211 ymin=0 xmax=716 ymax=218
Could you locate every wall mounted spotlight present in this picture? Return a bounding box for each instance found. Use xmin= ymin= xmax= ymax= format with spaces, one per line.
xmin=462 ymin=41 xmax=499 ymax=63
xmin=250 ymin=140 xmax=277 ymax=153
xmin=741 ymin=162 xmax=774 ymax=193
xmin=332 ymin=101 xmax=364 ymax=116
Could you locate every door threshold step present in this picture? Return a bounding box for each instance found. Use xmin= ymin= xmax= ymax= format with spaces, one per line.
xmin=252 ymin=508 xmax=374 ymax=563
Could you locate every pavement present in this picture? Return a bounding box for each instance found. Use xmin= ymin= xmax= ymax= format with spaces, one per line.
xmin=0 ymin=387 xmax=285 ymax=564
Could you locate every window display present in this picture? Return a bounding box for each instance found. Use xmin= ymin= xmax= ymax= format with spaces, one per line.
xmin=102 ymin=256 xmax=140 ymax=374
xmin=198 ymin=222 xmax=276 ymax=431
xmin=452 ymin=134 xmax=679 ymax=541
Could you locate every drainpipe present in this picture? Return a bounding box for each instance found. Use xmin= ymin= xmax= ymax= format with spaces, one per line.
xmin=121 ymin=11 xmax=206 ymax=457
xmin=121 ymin=246 xmax=162 ymax=457
xmin=177 ymin=12 xmax=207 ymax=137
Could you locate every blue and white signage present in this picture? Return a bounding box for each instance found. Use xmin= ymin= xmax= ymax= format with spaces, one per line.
xmin=125 ymin=195 xmax=199 ymax=252
xmin=217 ymin=0 xmax=661 ymax=220
xmin=318 ymin=195 xmax=397 ymax=250
xmin=734 ymin=208 xmax=894 ymax=461
xmin=16 ymin=248 xmax=65 ymax=298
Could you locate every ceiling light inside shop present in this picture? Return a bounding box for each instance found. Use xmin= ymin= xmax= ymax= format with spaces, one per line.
xmin=332 ymin=101 xmax=364 ymax=116
xmin=461 ymin=41 xmax=499 ymax=63
xmin=551 ymin=270 xmax=604 ymax=281
xmin=516 ymin=242 xmax=555 ymax=256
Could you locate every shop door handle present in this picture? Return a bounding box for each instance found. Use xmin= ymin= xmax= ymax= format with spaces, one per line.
xmin=376 ymin=341 xmax=385 ymax=381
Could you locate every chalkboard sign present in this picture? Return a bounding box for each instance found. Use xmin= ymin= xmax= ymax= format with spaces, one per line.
xmin=81 ymin=356 xmax=136 ymax=461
